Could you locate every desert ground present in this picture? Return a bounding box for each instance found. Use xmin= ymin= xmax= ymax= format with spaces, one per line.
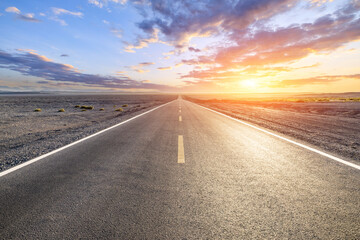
xmin=184 ymin=93 xmax=360 ymax=163
xmin=0 ymin=94 xmax=177 ymax=171
xmin=1 ymin=92 xmax=359 ymax=172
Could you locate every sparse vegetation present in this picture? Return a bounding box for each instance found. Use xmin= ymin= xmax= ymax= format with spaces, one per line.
xmin=0 ymin=94 xmax=178 ymax=172
xmin=58 ymin=108 xmax=65 ymax=112
xmin=276 ymin=97 xmax=360 ymax=103
xmin=99 ymin=108 xmax=104 ymax=111
xmin=185 ymin=95 xmax=360 ymax=103
xmin=115 ymin=108 xmax=123 ymax=112
xmin=122 ymin=104 xmax=128 ymax=107
xmin=80 ymin=105 xmax=94 ymax=110
xmin=221 ymin=97 xmax=360 ymax=103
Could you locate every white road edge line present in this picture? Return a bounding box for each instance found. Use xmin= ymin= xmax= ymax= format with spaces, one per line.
xmin=0 ymin=100 xmax=176 ymax=178
xmin=191 ymin=101 xmax=360 ymax=171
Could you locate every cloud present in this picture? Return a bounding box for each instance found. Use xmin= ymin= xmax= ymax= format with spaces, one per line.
xmin=132 ymin=0 xmax=295 ymax=47
xmin=178 ymin=73 xmax=360 ymax=91
xmin=179 ymin=1 xmax=360 ymax=82
xmin=124 ymin=28 xmax=163 ymax=52
xmin=89 ymin=0 xmax=127 ymax=8
xmin=157 ymin=66 xmax=172 ymax=70
xmin=110 ymin=27 xmax=123 ymax=38
xmin=269 ymin=74 xmax=360 ymax=87
xmin=126 ymin=0 xmax=359 ymax=90
xmin=5 ymin=6 xmax=41 ymax=22
xmin=162 ymin=50 xmax=175 ymax=56
xmin=18 ymin=13 xmax=41 ymax=22
xmin=138 ymin=62 xmax=154 ymax=66
xmin=128 ymin=62 xmax=155 ymax=73
xmin=51 ymin=7 xmax=83 ymax=26
xmin=89 ymin=0 xmax=104 ymax=8
xmin=52 ymin=8 xmax=83 ymax=17
xmin=5 ymin=7 xmax=21 ymax=14
xmin=308 ymin=0 xmax=334 ymax=7
xmin=188 ymin=47 xmax=201 ymax=53
xmin=0 ymin=49 xmax=174 ymax=91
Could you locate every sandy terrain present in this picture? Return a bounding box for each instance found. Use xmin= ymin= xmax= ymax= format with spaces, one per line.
xmin=184 ymin=95 xmax=360 ymax=163
xmin=0 ymin=94 xmax=176 ymax=171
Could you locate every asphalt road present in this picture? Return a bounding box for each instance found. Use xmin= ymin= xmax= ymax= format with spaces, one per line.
xmin=1 ymin=98 xmax=359 ymax=239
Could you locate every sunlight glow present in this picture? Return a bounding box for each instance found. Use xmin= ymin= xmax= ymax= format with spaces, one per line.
xmin=240 ymin=79 xmax=258 ymax=89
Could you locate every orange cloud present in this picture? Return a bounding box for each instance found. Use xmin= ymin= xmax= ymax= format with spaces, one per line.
xmin=128 ymin=62 xmax=155 ymax=73
xmin=308 ymin=0 xmax=334 ymax=6
xmin=124 ymin=29 xmax=163 ymax=53
xmin=269 ymin=74 xmax=360 ymax=88
xmin=180 ymin=6 xmax=360 ymax=83
xmin=5 ymin=7 xmax=21 ymax=14
xmin=5 ymin=6 xmax=41 ymax=22
xmin=157 ymin=66 xmax=172 ymax=70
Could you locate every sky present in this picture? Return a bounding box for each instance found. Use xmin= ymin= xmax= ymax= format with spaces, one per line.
xmin=0 ymin=0 xmax=359 ymax=93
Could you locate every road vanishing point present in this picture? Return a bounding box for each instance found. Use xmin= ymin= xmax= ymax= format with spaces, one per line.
xmin=0 ymin=97 xmax=359 ymax=239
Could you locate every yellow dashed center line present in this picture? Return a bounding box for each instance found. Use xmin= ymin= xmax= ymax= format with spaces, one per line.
xmin=178 ymin=135 xmax=185 ymax=163
xmin=179 ymin=116 xmax=182 ymax=122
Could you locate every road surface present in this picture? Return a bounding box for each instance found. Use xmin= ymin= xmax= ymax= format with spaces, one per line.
xmin=1 ymin=98 xmax=359 ymax=239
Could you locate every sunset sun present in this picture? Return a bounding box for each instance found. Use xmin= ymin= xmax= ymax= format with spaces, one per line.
xmin=240 ymin=79 xmax=258 ymax=89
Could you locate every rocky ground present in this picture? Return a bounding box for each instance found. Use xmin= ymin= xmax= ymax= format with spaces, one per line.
xmin=0 ymin=94 xmax=177 ymax=171
xmin=184 ymin=95 xmax=360 ymax=163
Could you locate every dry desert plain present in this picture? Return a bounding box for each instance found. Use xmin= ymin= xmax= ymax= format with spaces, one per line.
xmin=184 ymin=93 xmax=360 ymax=164
xmin=1 ymin=92 xmax=360 ymax=172
xmin=0 ymin=93 xmax=177 ymax=171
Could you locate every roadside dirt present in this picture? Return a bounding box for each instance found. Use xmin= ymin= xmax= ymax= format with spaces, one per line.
xmin=0 ymin=94 xmax=177 ymax=171
xmin=185 ymin=96 xmax=360 ymax=163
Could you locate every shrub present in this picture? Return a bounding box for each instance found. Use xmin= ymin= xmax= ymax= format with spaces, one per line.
xmin=80 ymin=105 xmax=94 ymax=110
xmin=58 ymin=108 xmax=65 ymax=112
xmin=81 ymin=109 xmax=87 ymax=112
xmin=115 ymin=108 xmax=123 ymax=112
xmin=99 ymin=108 xmax=105 ymax=111
xmin=75 ymin=105 xmax=80 ymax=108
xmin=122 ymin=104 xmax=128 ymax=107
xmin=34 ymin=108 xmax=42 ymax=112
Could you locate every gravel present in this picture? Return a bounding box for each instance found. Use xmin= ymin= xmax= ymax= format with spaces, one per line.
xmin=0 ymin=94 xmax=177 ymax=171
xmin=185 ymin=96 xmax=360 ymax=164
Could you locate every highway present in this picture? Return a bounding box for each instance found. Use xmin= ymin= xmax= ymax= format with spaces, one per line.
xmin=0 ymin=98 xmax=359 ymax=239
